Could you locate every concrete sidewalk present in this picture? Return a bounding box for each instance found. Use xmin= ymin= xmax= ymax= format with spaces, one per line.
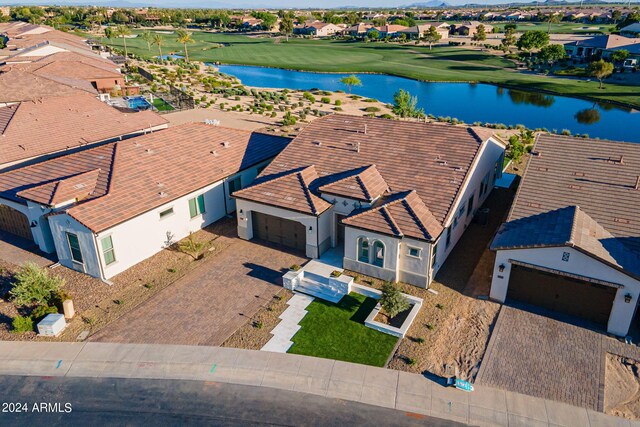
xmin=0 ymin=341 xmax=633 ymax=427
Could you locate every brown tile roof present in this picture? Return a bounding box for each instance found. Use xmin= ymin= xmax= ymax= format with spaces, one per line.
xmin=234 ymin=165 xmax=332 ymax=215
xmin=318 ymin=165 xmax=388 ymax=202
xmin=237 ymin=115 xmax=489 ymax=229
xmin=0 ymin=68 xmax=97 ymax=102
xmin=14 ymin=51 xmax=120 ymax=75
xmin=0 ymin=124 xmax=291 ymax=232
xmin=492 ymin=205 xmax=640 ymax=279
xmin=343 ymin=190 xmax=443 ymax=241
xmin=493 ymin=133 xmax=640 ymax=279
xmin=17 ymin=169 xmax=101 ymax=206
xmin=0 ymin=93 xmax=167 ymax=166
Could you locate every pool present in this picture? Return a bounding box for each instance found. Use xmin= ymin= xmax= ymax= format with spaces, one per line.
xmin=124 ymin=96 xmax=152 ymax=111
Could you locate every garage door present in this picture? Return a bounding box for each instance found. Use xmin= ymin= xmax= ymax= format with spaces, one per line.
xmin=252 ymin=212 xmax=306 ymax=253
xmin=507 ymin=264 xmax=616 ymax=325
xmin=0 ymin=205 xmax=32 ymax=241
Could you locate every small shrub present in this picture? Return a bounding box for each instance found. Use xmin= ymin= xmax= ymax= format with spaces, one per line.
xmin=82 ymin=316 xmax=97 ymax=326
xmin=425 ymin=323 xmax=434 ymax=330
xmin=168 ymin=268 xmax=176 ymax=273
xmin=330 ymin=270 xmax=342 ymax=277
xmin=380 ymin=282 xmax=410 ymax=318
xmin=253 ymin=320 xmax=263 ymax=329
xmin=335 ymin=99 xmax=342 ymax=106
xmin=32 ymin=305 xmax=58 ymax=321
xmin=113 ymin=299 xmax=123 ymax=305
xmin=179 ymin=233 xmax=205 ymax=260
xmin=273 ymin=294 xmax=283 ymax=301
xmin=364 ymin=106 xmax=380 ymax=113
xmin=407 ymin=358 xmax=417 ymax=366
xmin=10 ymin=262 xmax=64 ymax=306
xmin=363 ymin=98 xmax=377 ymax=103
xmin=416 ymin=337 xmax=425 ymax=344
xmin=282 ymin=111 xmax=297 ymax=126
xmin=435 ymin=303 xmax=444 ymax=310
xmin=289 ymin=264 xmax=301 ymax=271
xmin=334 ymin=107 xmax=343 ymax=111
xmin=12 ymin=315 xmax=34 ymax=334
xmin=320 ymin=97 xmax=331 ymax=104
xmin=143 ymin=283 xmax=153 ymax=289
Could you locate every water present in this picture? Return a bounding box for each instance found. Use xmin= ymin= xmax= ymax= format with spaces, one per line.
xmin=217 ymin=65 xmax=640 ymax=143
xmin=125 ymin=95 xmax=152 ymax=110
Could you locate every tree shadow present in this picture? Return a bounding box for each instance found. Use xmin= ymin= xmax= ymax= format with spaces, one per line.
xmin=350 ymin=296 xmax=378 ymax=323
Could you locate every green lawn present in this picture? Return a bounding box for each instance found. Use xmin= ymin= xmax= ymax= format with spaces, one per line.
xmin=152 ymin=97 xmax=175 ymax=111
xmin=288 ymin=293 xmax=398 ymax=367
xmin=103 ymin=31 xmax=640 ymax=108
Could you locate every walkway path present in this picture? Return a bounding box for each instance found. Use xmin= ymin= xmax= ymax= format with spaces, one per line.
xmin=0 ymin=340 xmax=632 ymax=426
xmin=261 ymin=293 xmax=314 ymax=353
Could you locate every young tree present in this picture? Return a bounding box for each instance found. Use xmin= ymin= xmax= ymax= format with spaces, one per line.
xmin=588 ymin=59 xmax=614 ymax=89
xmin=141 ymin=30 xmax=153 ymax=51
xmin=422 ymin=25 xmax=441 ymax=50
xmin=539 ymin=44 xmax=566 ymax=67
xmin=367 ymin=29 xmax=380 ymax=41
xmin=380 ymin=282 xmax=410 ymax=319
xmin=545 ymin=13 xmax=561 ymax=34
xmin=392 ymin=89 xmax=425 ymax=119
xmin=280 ymin=14 xmax=294 ymax=41
xmin=501 ymin=27 xmax=517 ymax=49
xmin=104 ymin=26 xmax=114 ymax=42
xmin=472 ymin=24 xmax=487 ymax=42
xmin=339 ymin=74 xmax=362 ymax=93
xmin=152 ymin=33 xmax=164 ymax=59
xmin=115 ymin=25 xmax=131 ymax=58
xmin=517 ymin=30 xmax=550 ymax=56
xmin=176 ymin=29 xmax=195 ymax=62
xmin=611 ymin=49 xmax=629 ymax=64
xmin=10 ymin=262 xmax=64 ymax=306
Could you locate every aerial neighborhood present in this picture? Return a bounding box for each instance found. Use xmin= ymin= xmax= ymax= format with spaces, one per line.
xmin=1 ymin=3 xmax=640 ymax=425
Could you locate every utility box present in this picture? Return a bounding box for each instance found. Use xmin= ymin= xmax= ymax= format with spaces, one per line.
xmin=37 ymin=314 xmax=66 ymax=337
xmin=63 ymin=299 xmax=75 ymax=319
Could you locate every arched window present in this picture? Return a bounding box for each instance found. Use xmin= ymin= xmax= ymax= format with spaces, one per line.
xmin=358 ymin=238 xmax=369 ymax=263
xmin=373 ymin=241 xmax=385 ymax=267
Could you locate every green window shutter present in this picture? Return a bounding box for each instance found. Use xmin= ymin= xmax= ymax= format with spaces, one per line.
xmin=189 ymin=198 xmax=197 ymax=218
xmin=197 ymin=194 xmax=206 ymax=214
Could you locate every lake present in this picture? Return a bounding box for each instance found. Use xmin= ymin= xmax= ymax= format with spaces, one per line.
xmin=217 ymin=65 xmax=640 ymax=143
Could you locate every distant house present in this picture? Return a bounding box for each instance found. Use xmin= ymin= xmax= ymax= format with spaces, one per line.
xmin=368 ymin=24 xmax=408 ymax=38
xmin=0 ymin=6 xmax=10 ymax=17
xmin=295 ymin=22 xmax=342 ymax=37
xmin=564 ymin=35 xmax=640 ymax=60
xmin=344 ymin=22 xmax=373 ymax=38
xmin=453 ymin=21 xmax=494 ymax=36
xmin=234 ymin=115 xmax=505 ymax=289
xmin=0 ymin=124 xmax=291 ymax=281
xmin=620 ymin=23 xmax=640 ymax=38
xmin=0 ymin=93 xmax=168 ymax=169
xmin=490 ymin=134 xmax=640 ymax=337
xmin=399 ymin=23 xmax=450 ymax=40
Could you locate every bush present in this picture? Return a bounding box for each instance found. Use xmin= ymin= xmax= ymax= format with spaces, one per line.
xmin=12 ymin=315 xmax=34 ymax=334
xmin=289 ymin=264 xmax=301 ymax=271
xmin=334 ymin=107 xmax=343 ymax=111
xmin=380 ymin=282 xmax=410 ymax=318
xmin=10 ymin=262 xmax=64 ymax=306
xmin=179 ymin=233 xmax=205 ymax=260
xmin=364 ymin=106 xmax=380 ymax=113
xmin=335 ymin=99 xmax=342 ymax=106
xmin=282 ymin=111 xmax=297 ymax=126
xmin=321 ymin=97 xmax=331 ymax=104
xmin=330 ymin=270 xmax=342 ymax=277
xmin=363 ymin=98 xmax=378 ymax=103
xmin=32 ymin=305 xmax=58 ymax=321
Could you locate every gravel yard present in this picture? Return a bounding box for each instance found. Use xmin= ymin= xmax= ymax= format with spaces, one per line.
xmin=604 ymin=354 xmax=640 ymax=419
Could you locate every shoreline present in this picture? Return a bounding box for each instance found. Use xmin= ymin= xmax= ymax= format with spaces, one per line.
xmin=207 ymin=62 xmax=640 ymax=111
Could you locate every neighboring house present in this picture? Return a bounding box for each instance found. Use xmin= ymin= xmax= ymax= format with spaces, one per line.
xmin=621 ymin=23 xmax=640 ymax=38
xmin=489 ymin=134 xmax=640 ymax=337
xmin=0 ymin=7 xmax=10 ymax=17
xmin=368 ymin=25 xmax=409 ymax=38
xmin=234 ymin=115 xmax=505 ymax=288
xmin=0 ymin=67 xmax=98 ymax=105
xmin=344 ymin=23 xmax=373 ymax=37
xmin=0 ymin=93 xmax=168 ymax=169
xmin=453 ymin=21 xmax=494 ymax=36
xmin=399 ymin=23 xmax=450 ymax=40
xmin=564 ymin=35 xmax=640 ymax=60
xmin=297 ymin=22 xmax=342 ymax=37
xmin=0 ymin=123 xmax=291 ymax=281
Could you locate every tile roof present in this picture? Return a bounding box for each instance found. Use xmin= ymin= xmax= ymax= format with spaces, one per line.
xmin=343 ymin=190 xmax=443 ymax=241
xmin=492 ymin=205 xmax=640 ymax=280
xmin=318 ymin=165 xmax=388 ymax=202
xmin=0 ymin=124 xmax=291 ymax=232
xmin=0 ymin=68 xmax=97 ymax=102
xmin=493 ymin=133 xmax=640 ymax=280
xmin=234 ymin=165 xmax=333 ymax=215
xmin=0 ymin=93 xmax=167 ymax=166
xmin=236 ymin=114 xmax=490 ymax=230
xmin=13 ymin=51 xmax=120 ymax=77
xmin=569 ymin=34 xmax=640 ymax=50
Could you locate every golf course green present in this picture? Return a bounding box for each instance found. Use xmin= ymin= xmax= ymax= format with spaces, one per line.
xmin=104 ymin=30 xmax=640 ymax=109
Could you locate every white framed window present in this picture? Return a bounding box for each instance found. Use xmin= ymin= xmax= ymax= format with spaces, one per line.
xmin=101 ymin=235 xmax=116 ymax=266
xmin=159 ymin=207 xmax=174 ymax=220
xmin=66 ymin=232 xmax=83 ymax=264
xmin=373 ymin=241 xmax=385 ymax=267
xmin=408 ymin=247 xmax=421 ymax=258
xmin=358 ymin=238 xmax=369 ymax=263
xmin=189 ymin=194 xmax=206 ymax=218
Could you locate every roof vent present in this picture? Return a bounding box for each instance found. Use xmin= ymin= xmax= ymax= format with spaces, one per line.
xmin=607 ymin=155 xmax=624 ymax=164
xmin=356 ymin=142 xmax=360 ymax=153
xmin=313 ymin=141 xmax=322 ymax=146
xmin=437 ymin=159 xmax=447 ymax=166
xmin=635 ymin=176 xmax=640 ymax=190
xmin=73 ymin=183 xmax=85 ymax=190
xmin=284 ymin=196 xmax=296 ymax=202
xmin=210 ymin=150 xmax=218 ymax=156
xmin=530 ymin=151 xmax=541 ymax=157
xmin=145 ymin=148 xmax=153 ymax=154
xmin=222 ymin=141 xmax=230 ymax=148
xmin=158 ymin=191 xmax=167 ymax=198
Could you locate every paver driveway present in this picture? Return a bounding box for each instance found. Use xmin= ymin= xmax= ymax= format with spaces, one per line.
xmin=91 ymin=238 xmax=307 ymax=346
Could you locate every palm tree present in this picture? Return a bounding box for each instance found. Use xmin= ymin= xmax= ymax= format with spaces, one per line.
xmin=115 ymin=25 xmax=132 ymax=58
xmin=176 ymin=29 xmax=195 ymax=62
xmin=546 ymin=13 xmax=561 ymax=34
xmin=141 ymin=30 xmax=153 ymax=51
xmin=152 ymin=33 xmax=164 ymax=59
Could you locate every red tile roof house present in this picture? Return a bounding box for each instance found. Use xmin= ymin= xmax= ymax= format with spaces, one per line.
xmin=233 ymin=115 xmax=505 ymax=289
xmin=0 ymin=123 xmax=291 ymax=281
xmin=489 ymin=134 xmax=640 ymax=337
xmin=0 ymin=93 xmax=168 ymax=170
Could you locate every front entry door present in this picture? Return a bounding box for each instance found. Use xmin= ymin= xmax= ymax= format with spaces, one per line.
xmin=336 ymin=214 xmax=346 ymax=245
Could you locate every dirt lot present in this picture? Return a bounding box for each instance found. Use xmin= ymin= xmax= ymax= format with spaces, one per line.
xmin=0 ymin=219 xmax=237 ymax=342
xmin=605 ymin=354 xmax=640 ymax=420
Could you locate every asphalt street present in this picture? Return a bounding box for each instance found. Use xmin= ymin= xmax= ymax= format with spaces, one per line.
xmin=0 ymin=375 xmax=464 ymax=426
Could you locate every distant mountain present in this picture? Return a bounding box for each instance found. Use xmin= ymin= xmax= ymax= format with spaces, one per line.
xmin=405 ymin=1 xmax=450 ymax=6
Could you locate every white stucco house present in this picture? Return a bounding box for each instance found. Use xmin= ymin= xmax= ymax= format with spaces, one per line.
xmin=0 ymin=123 xmax=290 ymax=281
xmin=489 ymin=134 xmax=640 ymax=337
xmin=234 ymin=114 xmax=505 ymax=288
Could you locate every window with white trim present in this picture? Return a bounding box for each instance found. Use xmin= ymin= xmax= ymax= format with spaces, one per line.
xmin=373 ymin=241 xmax=384 ymax=267
xmin=189 ymin=194 xmax=206 ymax=218
xmin=358 ymin=238 xmax=369 ymax=263
xmin=408 ymin=247 xmax=421 ymax=258
xmin=101 ymin=235 xmax=116 ymax=266
xmin=159 ymin=207 xmax=174 ymax=220
xmin=66 ymin=232 xmax=83 ymax=264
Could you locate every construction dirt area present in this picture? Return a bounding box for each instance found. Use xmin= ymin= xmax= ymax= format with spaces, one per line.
xmin=605 ymin=354 xmax=640 ymax=420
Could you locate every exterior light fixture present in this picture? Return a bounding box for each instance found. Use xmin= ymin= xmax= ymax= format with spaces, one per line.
xmin=625 ymin=293 xmax=633 ymax=303
xmin=30 ymin=221 xmax=38 ymax=228
xmin=309 ymin=226 xmax=313 ymax=231
xmin=498 ymin=264 xmax=506 ymax=273
xmin=239 ymin=209 xmax=243 ymax=214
